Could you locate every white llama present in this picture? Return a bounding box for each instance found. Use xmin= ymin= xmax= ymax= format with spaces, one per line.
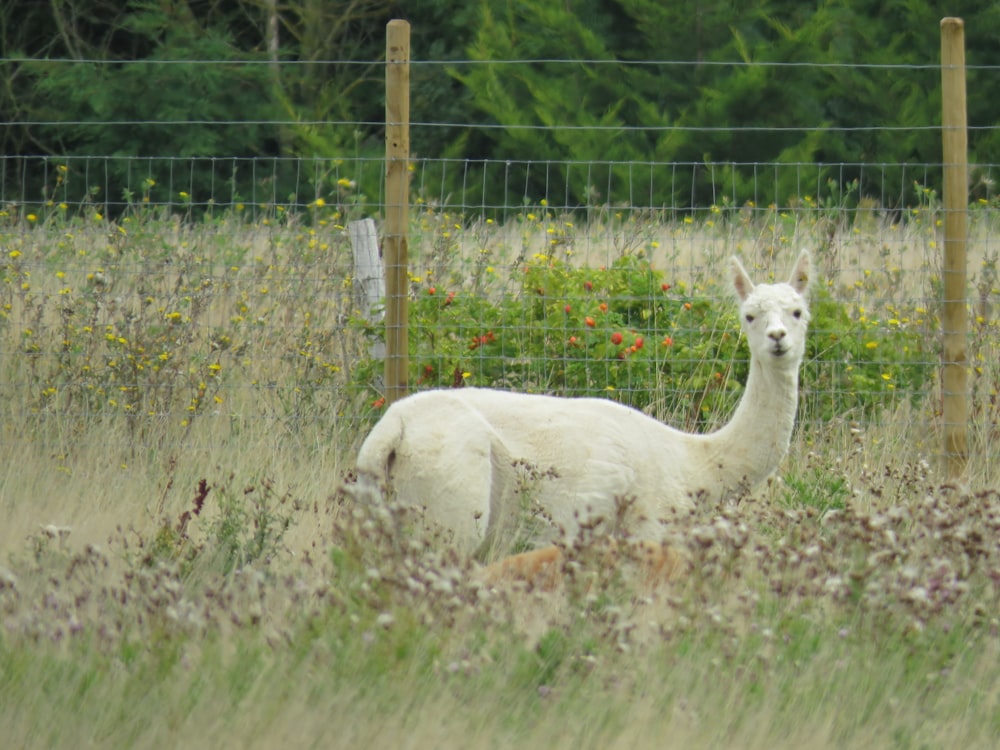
xmin=350 ymin=251 xmax=812 ymax=564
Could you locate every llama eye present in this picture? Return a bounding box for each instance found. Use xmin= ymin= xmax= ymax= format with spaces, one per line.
xmin=745 ymin=314 xmax=755 ymax=323
xmin=793 ymin=309 xmax=802 ymax=319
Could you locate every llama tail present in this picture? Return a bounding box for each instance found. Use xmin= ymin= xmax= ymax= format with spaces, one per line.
xmin=349 ymin=407 xmax=405 ymax=507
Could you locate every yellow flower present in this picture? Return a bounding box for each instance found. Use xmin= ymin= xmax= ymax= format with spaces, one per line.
xmin=26 ymin=214 xmax=37 ymax=222
xmin=313 ymin=198 xmax=326 ymax=208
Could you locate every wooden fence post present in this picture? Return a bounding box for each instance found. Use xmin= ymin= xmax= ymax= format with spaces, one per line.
xmin=940 ymin=17 xmax=969 ymax=479
xmin=384 ymin=19 xmax=411 ymax=404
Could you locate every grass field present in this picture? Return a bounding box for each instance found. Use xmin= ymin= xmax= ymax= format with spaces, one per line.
xmin=2 ymin=203 xmax=1000 ymax=748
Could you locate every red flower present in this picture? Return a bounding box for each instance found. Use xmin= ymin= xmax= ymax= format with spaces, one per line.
xmin=610 ymin=332 xmax=623 ymax=345
xmin=585 ymin=316 xmax=596 ymax=328
xmin=634 ymin=336 xmax=644 ymax=350
xmin=468 ymin=332 xmax=496 ymax=350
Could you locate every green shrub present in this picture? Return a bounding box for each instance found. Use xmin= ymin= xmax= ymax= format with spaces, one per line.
xmin=353 ymin=254 xmax=935 ymax=426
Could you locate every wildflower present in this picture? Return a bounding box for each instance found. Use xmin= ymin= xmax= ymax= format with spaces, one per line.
xmin=26 ymin=214 xmax=37 ymax=222
xmin=610 ymin=332 xmax=623 ymax=345
xmin=599 ymin=302 xmax=608 ymax=313
xmin=585 ymin=316 xmax=596 ymax=328
xmin=662 ymin=336 xmax=673 ymax=347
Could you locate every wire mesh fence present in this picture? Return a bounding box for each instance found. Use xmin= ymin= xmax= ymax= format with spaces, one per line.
xmin=2 ymin=57 xmax=999 ymax=471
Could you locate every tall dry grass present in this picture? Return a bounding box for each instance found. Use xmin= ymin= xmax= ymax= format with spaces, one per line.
xmin=2 ymin=204 xmax=1000 ymax=748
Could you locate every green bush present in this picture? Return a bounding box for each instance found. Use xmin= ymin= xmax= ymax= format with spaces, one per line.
xmin=353 ymin=254 xmax=935 ymax=426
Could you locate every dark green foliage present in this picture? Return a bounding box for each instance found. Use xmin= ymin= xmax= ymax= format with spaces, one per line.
xmin=5 ymin=0 xmax=1000 ymax=212
xmin=451 ymin=0 xmax=1000 ymax=209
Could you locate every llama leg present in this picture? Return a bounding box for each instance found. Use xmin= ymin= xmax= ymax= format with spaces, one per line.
xmin=480 ymin=539 xmax=686 ymax=589
xmin=479 ymin=546 xmax=564 ymax=589
xmin=394 ymin=446 xmax=494 ymax=555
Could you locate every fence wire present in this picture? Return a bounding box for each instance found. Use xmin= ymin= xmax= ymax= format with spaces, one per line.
xmin=2 ymin=55 xmax=999 ymax=468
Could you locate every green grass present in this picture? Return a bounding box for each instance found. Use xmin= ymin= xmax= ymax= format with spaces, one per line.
xmin=2 ymin=204 xmax=1000 ymax=748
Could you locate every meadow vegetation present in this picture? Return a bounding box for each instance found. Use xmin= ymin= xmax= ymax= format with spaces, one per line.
xmin=2 ymin=195 xmax=1000 ymax=748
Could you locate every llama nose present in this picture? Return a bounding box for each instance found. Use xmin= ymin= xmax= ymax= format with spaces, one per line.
xmin=768 ymin=328 xmax=787 ymax=342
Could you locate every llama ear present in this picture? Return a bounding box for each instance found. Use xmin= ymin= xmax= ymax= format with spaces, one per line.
xmin=731 ymin=256 xmax=754 ymax=301
xmin=788 ymin=250 xmax=812 ymax=296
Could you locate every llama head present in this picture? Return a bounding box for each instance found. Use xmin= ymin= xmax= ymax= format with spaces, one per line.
xmin=731 ymin=250 xmax=812 ymax=368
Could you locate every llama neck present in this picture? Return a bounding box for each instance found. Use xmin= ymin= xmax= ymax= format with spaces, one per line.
xmin=707 ymin=356 xmax=800 ymax=490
